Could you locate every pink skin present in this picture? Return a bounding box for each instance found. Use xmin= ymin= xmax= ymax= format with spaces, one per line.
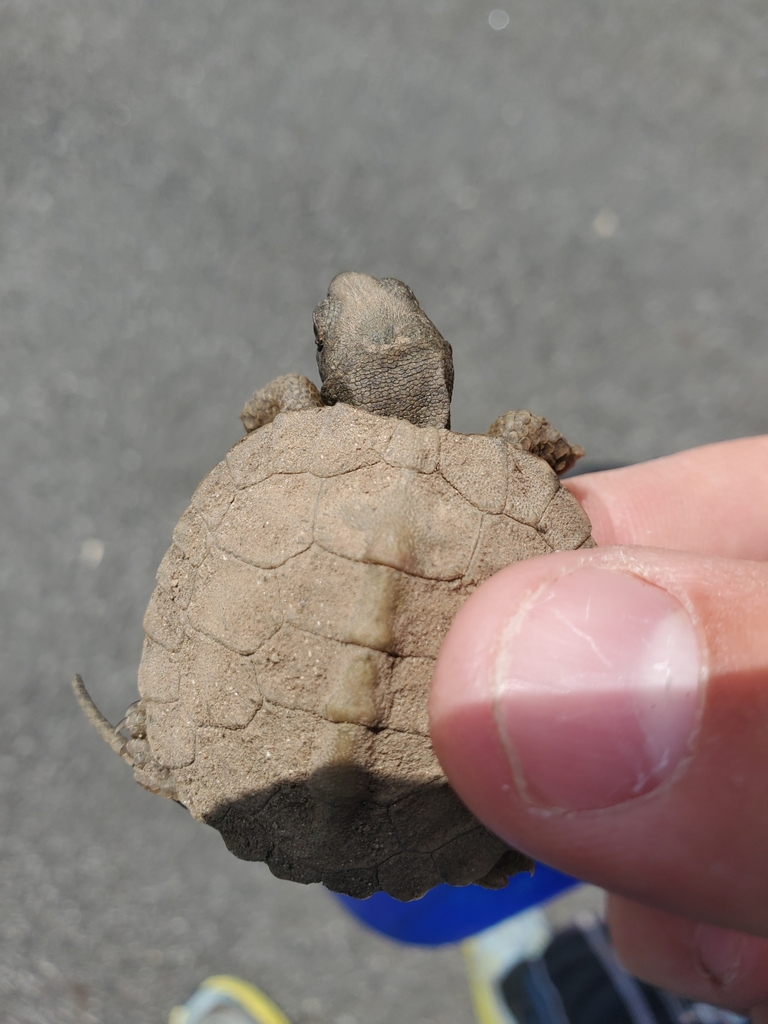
xmin=429 ymin=436 xmax=768 ymax=1015
xmin=488 ymin=566 xmax=701 ymax=812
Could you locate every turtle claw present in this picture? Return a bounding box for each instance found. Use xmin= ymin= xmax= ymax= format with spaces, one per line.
xmin=116 ymin=700 xmax=147 ymax=740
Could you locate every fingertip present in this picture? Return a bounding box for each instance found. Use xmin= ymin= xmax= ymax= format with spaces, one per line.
xmin=431 ymin=542 xmax=768 ymax=931
xmin=430 ymin=551 xmax=617 ymax=847
xmin=563 ymin=437 xmax=768 ymax=558
xmin=608 ymin=894 xmax=768 ymax=1008
xmin=429 ymin=561 xmax=526 ymax=833
xmin=562 ymin=472 xmax=620 ymax=547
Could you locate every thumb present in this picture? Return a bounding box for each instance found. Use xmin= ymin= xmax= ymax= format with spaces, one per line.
xmin=429 ymin=547 xmax=768 ymax=934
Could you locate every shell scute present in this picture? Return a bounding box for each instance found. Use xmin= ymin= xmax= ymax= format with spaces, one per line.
xmin=180 ymin=629 xmax=262 ymax=728
xmin=226 ymin=423 xmax=275 ymax=489
xmin=307 ymin=720 xmax=374 ymax=805
xmin=190 ymin=705 xmax=317 ymax=813
xmin=320 ymin=867 xmax=378 ymax=900
xmin=465 ymin=514 xmax=551 ymax=585
xmin=432 ymin=827 xmax=509 ymax=887
xmin=267 ymin=408 xmax=329 ymax=475
xmin=315 ymin=465 xmax=480 ymax=581
xmin=190 ymin=460 xmax=236 ymax=528
xmin=253 ymin=626 xmax=393 ymax=728
xmin=186 ymin=548 xmax=281 ymax=654
xmin=144 ymin=701 xmax=196 ymax=769
xmin=155 ymin=544 xmax=195 ymax=609
xmin=311 ymin=801 xmax=399 ymax=871
xmin=277 ymin=548 xmax=398 ymax=653
xmin=216 ymin=474 xmax=318 ymax=568
xmin=537 ymin=486 xmax=593 ymax=549
xmin=505 ymin=448 xmax=559 ymax=525
xmin=389 ymin=574 xmax=467 ymax=658
xmin=323 ymin=647 xmax=389 ymax=727
xmin=266 ymin=404 xmax=396 ymax=478
xmin=171 ymin=506 xmax=209 ymax=567
xmin=138 ymin=639 xmax=180 ymax=703
xmin=384 ymin=656 xmax=433 ymax=736
xmin=366 ymin=729 xmax=443 ymax=806
xmin=389 ymin=784 xmax=475 ymax=853
xmin=439 ymin=431 xmax=508 ymax=513
xmin=310 ymin=403 xmax=397 ymax=476
xmin=377 ymin=852 xmax=440 ymax=902
xmin=382 ymin=420 xmax=440 ymax=473
xmin=143 ymin=586 xmax=185 ymax=652
xmin=210 ymin=804 xmax=272 ymax=864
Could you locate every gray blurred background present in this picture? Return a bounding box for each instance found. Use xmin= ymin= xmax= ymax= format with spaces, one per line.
xmin=1 ymin=0 xmax=767 ymax=1020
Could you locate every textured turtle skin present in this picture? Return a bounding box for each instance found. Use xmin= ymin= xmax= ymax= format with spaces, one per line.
xmin=136 ymin=403 xmax=594 ymax=901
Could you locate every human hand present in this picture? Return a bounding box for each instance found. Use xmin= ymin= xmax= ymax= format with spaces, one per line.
xmin=429 ymin=437 xmax=768 ymax=1017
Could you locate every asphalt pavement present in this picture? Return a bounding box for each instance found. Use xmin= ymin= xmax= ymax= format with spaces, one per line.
xmin=1 ymin=0 xmax=767 ymax=1021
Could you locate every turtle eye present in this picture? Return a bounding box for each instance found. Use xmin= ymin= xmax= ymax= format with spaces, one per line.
xmin=313 ymin=321 xmax=324 ymax=351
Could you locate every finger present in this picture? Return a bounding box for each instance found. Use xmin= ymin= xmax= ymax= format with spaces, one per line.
xmin=429 ymin=546 xmax=768 ymax=934
xmin=607 ymin=893 xmax=768 ymax=1011
xmin=564 ymin=436 xmax=768 ymax=559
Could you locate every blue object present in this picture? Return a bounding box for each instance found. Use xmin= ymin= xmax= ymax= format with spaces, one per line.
xmin=332 ymin=862 xmax=579 ymax=946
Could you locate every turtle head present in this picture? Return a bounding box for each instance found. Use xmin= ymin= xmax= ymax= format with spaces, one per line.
xmin=313 ymin=272 xmax=454 ymax=428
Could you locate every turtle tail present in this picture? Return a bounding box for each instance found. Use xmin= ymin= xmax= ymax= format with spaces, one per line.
xmin=71 ymin=674 xmax=134 ymax=765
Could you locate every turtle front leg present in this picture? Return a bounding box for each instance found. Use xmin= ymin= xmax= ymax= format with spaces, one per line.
xmin=488 ymin=409 xmax=584 ymax=475
xmin=240 ymin=374 xmax=324 ymax=433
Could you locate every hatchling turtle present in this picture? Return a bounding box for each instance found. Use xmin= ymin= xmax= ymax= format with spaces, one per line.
xmin=73 ymin=272 xmax=594 ymax=901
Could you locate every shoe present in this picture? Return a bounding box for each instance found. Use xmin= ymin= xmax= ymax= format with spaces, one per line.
xmin=169 ymin=975 xmax=292 ymax=1024
xmin=462 ymin=911 xmax=749 ymax=1024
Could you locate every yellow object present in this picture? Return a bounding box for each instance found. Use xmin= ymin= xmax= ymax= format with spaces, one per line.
xmin=461 ymin=909 xmax=552 ymax=1024
xmin=169 ymin=975 xmax=292 ymax=1024
xmin=463 ymin=950 xmax=506 ymax=1024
